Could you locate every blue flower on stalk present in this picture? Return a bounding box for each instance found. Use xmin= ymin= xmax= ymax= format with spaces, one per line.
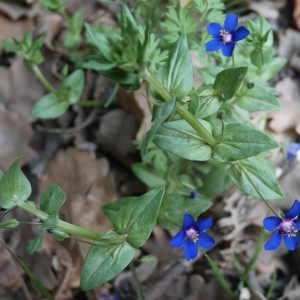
xmin=169 ymin=214 xmax=215 ymax=261
xmin=263 ymin=200 xmax=300 ymax=251
xmin=206 ymin=14 xmax=250 ymax=57
xmin=286 ymin=142 xmax=300 ymax=162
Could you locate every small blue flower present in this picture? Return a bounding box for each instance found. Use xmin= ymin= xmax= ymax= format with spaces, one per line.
xmin=206 ymin=14 xmax=250 ymax=57
xmin=189 ymin=188 xmax=198 ymax=199
xmin=286 ymin=142 xmax=300 ymax=162
xmin=169 ymin=214 xmax=215 ymax=261
xmin=263 ymin=200 xmax=300 ymax=251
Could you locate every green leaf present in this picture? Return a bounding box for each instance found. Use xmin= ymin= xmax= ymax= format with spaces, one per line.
xmin=85 ymin=23 xmax=113 ymax=62
xmin=32 ymin=93 xmax=69 ymax=119
xmin=0 ymin=218 xmax=20 ymax=229
xmin=196 ymin=96 xmax=222 ymax=119
xmin=155 ymin=35 xmax=193 ymax=100
xmin=59 ymin=70 xmax=84 ymax=104
xmin=213 ymin=67 xmax=248 ymax=101
xmin=250 ymin=47 xmax=274 ymax=68
xmin=0 ymin=240 xmax=54 ymax=300
xmin=212 ymin=123 xmax=279 ymax=162
xmin=1 ymin=40 xmax=18 ymax=52
xmin=260 ymin=57 xmax=287 ymax=82
xmin=82 ymin=59 xmax=116 ymax=71
xmin=141 ymin=99 xmax=175 ymax=159
xmin=103 ymin=197 xmax=137 ymax=222
xmin=153 ymin=119 xmax=212 ymax=161
xmin=235 ymin=86 xmax=281 ymax=111
xmin=113 ymin=187 xmax=165 ymax=248
xmin=27 ymin=214 xmax=59 ymax=254
xmin=201 ymin=162 xmax=230 ymax=196
xmin=158 ymin=194 xmax=212 ymax=230
xmin=97 ymin=67 xmax=141 ymax=91
xmin=132 ymin=163 xmax=167 ymax=188
xmin=0 ymin=157 xmax=31 ymax=209
xmin=28 ymin=183 xmax=66 ymax=254
xmin=40 ymin=183 xmax=66 ymax=215
xmin=47 ymin=229 xmax=70 ymax=241
xmin=198 ymin=66 xmax=224 ymax=84
xmin=80 ymin=242 xmax=135 ymax=291
xmin=0 ymin=170 xmax=4 ymax=181
xmin=229 ymin=157 xmax=284 ymax=200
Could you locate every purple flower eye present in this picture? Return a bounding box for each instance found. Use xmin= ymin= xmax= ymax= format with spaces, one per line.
xmin=263 ymin=200 xmax=300 ymax=251
xmin=169 ymin=214 xmax=215 ymax=261
xmin=205 ymin=14 xmax=250 ymax=57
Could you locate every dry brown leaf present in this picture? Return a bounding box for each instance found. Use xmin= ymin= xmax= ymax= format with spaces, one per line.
xmin=278 ymin=28 xmax=300 ymax=59
xmin=98 ymin=108 xmax=137 ymax=157
xmin=268 ymin=77 xmax=300 ymax=134
xmin=0 ymin=3 xmax=35 ymax=55
xmin=0 ymin=104 xmax=35 ymax=170
xmin=38 ymin=148 xmax=117 ymax=257
xmin=0 ymin=2 xmax=37 ymax=21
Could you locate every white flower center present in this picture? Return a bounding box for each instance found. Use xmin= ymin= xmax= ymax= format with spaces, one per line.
xmin=279 ymin=220 xmax=297 ymax=237
xmin=185 ymin=227 xmax=199 ymax=243
xmin=220 ymin=30 xmax=233 ymax=44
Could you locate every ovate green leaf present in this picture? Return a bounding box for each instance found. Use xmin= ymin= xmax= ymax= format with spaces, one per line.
xmin=0 ymin=157 xmax=31 ymax=209
xmin=229 ymin=157 xmax=284 ymax=200
xmin=80 ymin=242 xmax=135 ymax=291
xmin=113 ymin=187 xmax=165 ymax=248
xmin=213 ymin=123 xmax=279 ymax=162
xmin=158 ymin=194 xmax=212 ymax=229
xmin=153 ymin=119 xmax=212 ymax=161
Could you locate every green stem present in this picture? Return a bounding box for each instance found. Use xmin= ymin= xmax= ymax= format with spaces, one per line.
xmin=17 ymin=202 xmax=103 ymax=241
xmin=32 ymin=65 xmax=58 ymax=95
xmin=129 ymin=262 xmax=145 ymax=300
xmin=176 ymin=103 xmax=216 ymax=147
xmin=232 ymin=53 xmax=235 ymax=68
xmin=237 ymin=162 xmax=279 ymax=217
xmin=143 ymin=72 xmax=216 ymax=147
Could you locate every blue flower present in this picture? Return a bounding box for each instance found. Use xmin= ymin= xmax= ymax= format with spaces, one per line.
xmin=286 ymin=142 xmax=300 ymax=162
xmin=263 ymin=200 xmax=300 ymax=251
xmin=169 ymin=214 xmax=215 ymax=261
xmin=206 ymin=14 xmax=250 ymax=57
xmin=189 ymin=188 xmax=198 ymax=199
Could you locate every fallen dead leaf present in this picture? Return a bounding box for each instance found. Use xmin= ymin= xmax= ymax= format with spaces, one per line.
xmin=0 ymin=104 xmax=35 ymax=170
xmin=38 ymin=148 xmax=117 ymax=257
xmin=268 ymin=77 xmax=300 ymax=134
xmin=98 ymin=108 xmax=137 ymax=157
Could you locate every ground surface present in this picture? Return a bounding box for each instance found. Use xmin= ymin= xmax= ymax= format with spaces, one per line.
xmin=1 ymin=0 xmax=300 ymax=299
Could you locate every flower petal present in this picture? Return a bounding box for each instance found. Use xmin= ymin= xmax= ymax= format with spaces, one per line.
xmin=197 ymin=232 xmax=215 ymax=248
xmin=294 ymin=219 xmax=300 ymax=230
xmin=184 ymin=241 xmax=198 ymax=261
xmin=207 ymin=22 xmax=223 ymax=38
xmin=285 ymin=200 xmax=300 ymax=219
xmin=284 ymin=235 xmax=300 ymax=251
xmin=224 ymin=14 xmax=238 ymax=32
xmin=263 ymin=216 xmax=281 ymax=231
xmin=221 ymin=43 xmax=235 ymax=57
xmin=264 ymin=231 xmax=282 ymax=251
xmin=169 ymin=230 xmax=185 ymax=248
xmin=233 ymin=26 xmax=249 ymax=42
xmin=194 ymin=217 xmax=213 ymax=232
xmin=182 ymin=214 xmax=195 ymax=230
xmin=206 ymin=39 xmax=222 ymax=52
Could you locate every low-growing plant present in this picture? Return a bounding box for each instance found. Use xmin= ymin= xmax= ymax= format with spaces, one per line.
xmin=0 ymin=0 xmax=295 ymax=299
